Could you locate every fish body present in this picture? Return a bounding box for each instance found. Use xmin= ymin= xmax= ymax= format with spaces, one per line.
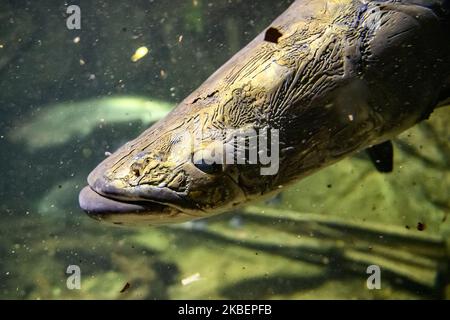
xmin=79 ymin=0 xmax=450 ymax=225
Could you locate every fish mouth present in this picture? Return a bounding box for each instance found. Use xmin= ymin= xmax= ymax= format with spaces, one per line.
xmin=79 ymin=175 xmax=199 ymax=226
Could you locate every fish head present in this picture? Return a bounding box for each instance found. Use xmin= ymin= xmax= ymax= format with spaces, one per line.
xmin=78 ymin=105 xmax=265 ymax=226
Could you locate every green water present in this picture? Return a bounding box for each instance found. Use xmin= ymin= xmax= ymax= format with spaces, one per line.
xmin=0 ymin=0 xmax=449 ymax=299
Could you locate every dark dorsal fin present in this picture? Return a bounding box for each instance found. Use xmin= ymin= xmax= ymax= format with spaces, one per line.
xmin=366 ymin=140 xmax=394 ymax=173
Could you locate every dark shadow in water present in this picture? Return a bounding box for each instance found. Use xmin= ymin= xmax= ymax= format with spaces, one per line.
xmin=168 ymin=211 xmax=449 ymax=299
xmin=221 ymin=274 xmax=333 ymax=299
xmin=219 ymin=268 xmax=445 ymax=299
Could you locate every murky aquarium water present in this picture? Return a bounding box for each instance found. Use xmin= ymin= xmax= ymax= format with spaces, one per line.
xmin=0 ymin=0 xmax=449 ymax=300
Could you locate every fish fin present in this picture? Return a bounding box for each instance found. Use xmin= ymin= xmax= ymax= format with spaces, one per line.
xmin=366 ymin=140 xmax=394 ymax=173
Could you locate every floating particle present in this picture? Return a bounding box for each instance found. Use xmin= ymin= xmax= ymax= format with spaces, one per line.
xmin=178 ymin=35 xmax=183 ymax=43
xmin=348 ymin=114 xmax=354 ymax=121
xmin=119 ymin=282 xmax=131 ymax=293
xmin=73 ymin=36 xmax=80 ymax=44
xmin=79 ymin=59 xmax=85 ymax=65
xmin=181 ymin=273 xmax=201 ymax=286
xmin=131 ymin=46 xmax=149 ymax=62
xmin=417 ymin=222 xmax=426 ymax=231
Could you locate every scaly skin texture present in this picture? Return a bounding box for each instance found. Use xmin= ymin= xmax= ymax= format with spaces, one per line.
xmin=79 ymin=0 xmax=450 ymax=226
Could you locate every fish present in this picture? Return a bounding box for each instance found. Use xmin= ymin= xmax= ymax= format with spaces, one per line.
xmin=79 ymin=0 xmax=450 ymax=226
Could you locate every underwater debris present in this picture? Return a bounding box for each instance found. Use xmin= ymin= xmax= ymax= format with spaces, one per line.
xmin=131 ymin=46 xmax=149 ymax=62
xmin=417 ymin=222 xmax=426 ymax=231
xmin=119 ymin=282 xmax=131 ymax=293
xmin=181 ymin=273 xmax=201 ymax=286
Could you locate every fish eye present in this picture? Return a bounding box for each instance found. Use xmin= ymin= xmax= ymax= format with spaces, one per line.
xmin=193 ymin=159 xmax=222 ymax=174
